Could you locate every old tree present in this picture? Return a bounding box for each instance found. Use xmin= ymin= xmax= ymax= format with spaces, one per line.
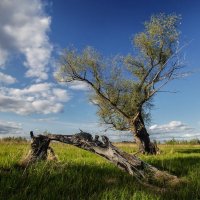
xmin=56 ymin=14 xmax=183 ymax=154
xmin=22 ymin=14 xmax=184 ymax=187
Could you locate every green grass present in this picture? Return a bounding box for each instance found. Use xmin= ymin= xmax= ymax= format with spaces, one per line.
xmin=0 ymin=142 xmax=200 ymax=200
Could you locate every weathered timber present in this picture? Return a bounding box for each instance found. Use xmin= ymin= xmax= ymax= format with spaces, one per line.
xmin=21 ymin=131 xmax=180 ymax=187
xmin=21 ymin=131 xmax=57 ymax=167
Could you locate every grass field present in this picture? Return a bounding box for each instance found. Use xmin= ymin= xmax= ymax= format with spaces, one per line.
xmin=0 ymin=141 xmax=200 ymax=200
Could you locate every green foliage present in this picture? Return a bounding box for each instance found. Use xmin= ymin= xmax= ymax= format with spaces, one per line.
xmin=57 ymin=13 xmax=182 ymax=131
xmin=134 ymin=13 xmax=180 ymax=62
xmin=0 ymin=142 xmax=200 ymax=200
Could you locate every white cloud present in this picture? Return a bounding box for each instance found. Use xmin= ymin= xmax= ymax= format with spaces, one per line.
xmin=33 ymin=117 xmax=58 ymax=122
xmin=0 ymin=0 xmax=52 ymax=80
xmin=0 ymin=49 xmax=8 ymax=67
xmin=149 ymin=121 xmax=200 ymax=141
xmin=149 ymin=121 xmax=193 ymax=133
xmin=0 ymin=83 xmax=70 ymax=115
xmin=52 ymin=88 xmax=70 ymax=102
xmin=69 ymin=81 xmax=90 ymax=91
xmin=0 ymin=72 xmax=17 ymax=84
xmin=0 ymin=120 xmax=22 ymax=135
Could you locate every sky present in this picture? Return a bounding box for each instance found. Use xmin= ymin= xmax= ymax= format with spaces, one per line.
xmin=0 ymin=0 xmax=200 ymax=141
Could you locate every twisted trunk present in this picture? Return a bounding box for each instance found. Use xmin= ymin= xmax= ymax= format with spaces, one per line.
xmin=21 ymin=131 xmax=179 ymax=188
xmin=132 ymin=113 xmax=158 ymax=155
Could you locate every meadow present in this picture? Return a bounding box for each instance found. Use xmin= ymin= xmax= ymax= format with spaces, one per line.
xmin=0 ymin=141 xmax=200 ymax=200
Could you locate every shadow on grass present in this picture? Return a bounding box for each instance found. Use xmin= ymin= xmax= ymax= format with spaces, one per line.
xmin=175 ymin=148 xmax=200 ymax=154
xmin=0 ymin=155 xmax=200 ymax=200
xmin=146 ymin=155 xmax=200 ymax=176
xmin=0 ymin=161 xmax=173 ymax=200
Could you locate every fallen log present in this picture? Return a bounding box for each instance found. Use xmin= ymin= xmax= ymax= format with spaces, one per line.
xmin=21 ymin=131 xmax=180 ymax=188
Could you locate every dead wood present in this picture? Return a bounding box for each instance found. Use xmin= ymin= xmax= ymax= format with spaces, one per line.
xmin=21 ymin=131 xmax=181 ymax=188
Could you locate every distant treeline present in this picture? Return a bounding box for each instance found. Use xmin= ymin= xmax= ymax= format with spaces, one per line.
xmin=0 ymin=136 xmax=28 ymax=142
xmin=1 ymin=136 xmax=200 ymax=145
xmin=163 ymin=138 xmax=200 ymax=145
xmin=122 ymin=138 xmax=200 ymax=145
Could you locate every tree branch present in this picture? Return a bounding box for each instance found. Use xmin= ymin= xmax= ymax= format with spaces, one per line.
xmin=64 ymin=63 xmax=130 ymax=119
xmin=21 ymin=131 xmax=181 ymax=189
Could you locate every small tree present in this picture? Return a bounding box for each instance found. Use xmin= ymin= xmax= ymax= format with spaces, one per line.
xmin=56 ymin=13 xmax=183 ymax=154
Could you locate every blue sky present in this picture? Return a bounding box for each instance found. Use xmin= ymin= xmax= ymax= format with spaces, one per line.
xmin=0 ymin=0 xmax=200 ymax=141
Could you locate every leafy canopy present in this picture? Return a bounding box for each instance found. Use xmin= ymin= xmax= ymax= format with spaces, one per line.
xmin=56 ymin=13 xmax=182 ymax=130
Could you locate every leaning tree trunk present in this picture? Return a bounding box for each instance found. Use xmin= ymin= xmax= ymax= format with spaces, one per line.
xmin=132 ymin=113 xmax=159 ymax=155
xmin=21 ymin=131 xmax=179 ymax=188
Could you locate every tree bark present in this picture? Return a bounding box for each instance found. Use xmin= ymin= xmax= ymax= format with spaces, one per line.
xmin=21 ymin=132 xmax=57 ymax=167
xmin=21 ymin=131 xmax=179 ymax=188
xmin=132 ymin=113 xmax=159 ymax=155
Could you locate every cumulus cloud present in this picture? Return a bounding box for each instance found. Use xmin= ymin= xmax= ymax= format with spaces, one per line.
xmin=149 ymin=121 xmax=200 ymax=141
xmin=0 ymin=0 xmax=52 ymax=80
xmin=68 ymin=81 xmax=90 ymax=91
xmin=0 ymin=72 xmax=17 ymax=84
xmin=0 ymin=120 xmax=22 ymax=135
xmin=52 ymin=88 xmax=69 ymax=102
xmin=0 ymin=83 xmax=70 ymax=115
xmin=149 ymin=121 xmax=194 ymax=133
